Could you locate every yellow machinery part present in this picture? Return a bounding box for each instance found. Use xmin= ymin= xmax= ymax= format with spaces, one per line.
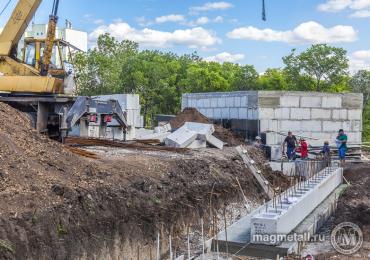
xmin=0 ymin=76 xmax=63 ymax=93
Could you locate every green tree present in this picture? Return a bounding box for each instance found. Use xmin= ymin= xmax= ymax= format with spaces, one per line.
xmin=257 ymin=68 xmax=288 ymax=90
xmin=350 ymin=70 xmax=370 ymax=107
xmin=283 ymin=44 xmax=349 ymax=91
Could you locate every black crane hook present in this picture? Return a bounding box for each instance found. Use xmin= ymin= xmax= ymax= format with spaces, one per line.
xmin=262 ymin=0 xmax=267 ymax=21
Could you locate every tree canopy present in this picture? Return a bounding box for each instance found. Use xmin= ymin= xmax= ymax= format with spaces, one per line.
xmin=74 ymin=34 xmax=368 ymax=140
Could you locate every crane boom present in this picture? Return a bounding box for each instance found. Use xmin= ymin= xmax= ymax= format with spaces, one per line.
xmin=0 ymin=0 xmax=42 ymax=56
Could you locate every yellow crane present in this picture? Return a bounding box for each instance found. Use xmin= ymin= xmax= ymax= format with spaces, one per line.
xmin=0 ymin=0 xmax=64 ymax=93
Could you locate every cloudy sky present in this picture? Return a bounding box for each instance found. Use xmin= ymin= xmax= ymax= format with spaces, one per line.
xmin=1 ymin=0 xmax=370 ymax=72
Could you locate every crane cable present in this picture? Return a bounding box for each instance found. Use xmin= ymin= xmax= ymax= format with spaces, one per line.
xmin=0 ymin=0 xmax=12 ymax=16
xmin=262 ymin=0 xmax=266 ymax=21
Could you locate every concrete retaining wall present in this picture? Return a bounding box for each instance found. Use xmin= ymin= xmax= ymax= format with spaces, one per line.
xmin=250 ymin=167 xmax=343 ymax=245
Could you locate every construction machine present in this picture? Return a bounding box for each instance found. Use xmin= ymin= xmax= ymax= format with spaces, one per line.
xmin=0 ymin=0 xmax=128 ymax=140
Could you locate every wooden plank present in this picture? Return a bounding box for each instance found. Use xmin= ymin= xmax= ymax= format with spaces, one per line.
xmin=236 ymin=145 xmax=274 ymax=199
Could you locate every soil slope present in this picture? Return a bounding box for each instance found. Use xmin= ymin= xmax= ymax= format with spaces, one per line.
xmin=0 ymin=103 xmax=281 ymax=259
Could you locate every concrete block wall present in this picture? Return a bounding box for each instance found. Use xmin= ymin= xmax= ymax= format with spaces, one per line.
xmin=182 ymin=91 xmax=363 ymax=148
xmin=182 ymin=91 xmax=259 ymax=120
xmin=258 ymin=91 xmax=363 ymax=147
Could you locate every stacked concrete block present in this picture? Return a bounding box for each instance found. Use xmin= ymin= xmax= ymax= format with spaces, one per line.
xmin=182 ymin=91 xmax=259 ymax=120
xmin=182 ymin=91 xmax=363 ymax=151
xmin=165 ymin=127 xmax=198 ymax=148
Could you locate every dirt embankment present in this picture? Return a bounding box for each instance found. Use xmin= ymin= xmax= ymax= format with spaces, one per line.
xmin=333 ymin=163 xmax=370 ymax=241
xmin=0 ymin=103 xmax=282 ymax=259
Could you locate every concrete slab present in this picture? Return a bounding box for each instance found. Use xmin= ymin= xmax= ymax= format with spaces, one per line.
xmin=187 ymin=139 xmax=207 ymax=149
xmin=137 ymin=132 xmax=171 ymax=143
xmin=165 ymin=127 xmax=197 ymax=148
xmin=206 ymin=135 xmax=224 ymax=149
xmin=183 ymin=122 xmax=215 ymax=141
xmin=154 ymin=123 xmax=171 ymax=133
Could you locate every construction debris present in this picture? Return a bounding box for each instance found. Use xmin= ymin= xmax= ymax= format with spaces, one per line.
xmin=65 ymin=136 xmax=190 ymax=153
xmin=165 ymin=122 xmax=224 ymax=149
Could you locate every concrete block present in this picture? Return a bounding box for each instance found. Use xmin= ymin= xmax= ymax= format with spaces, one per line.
xmin=348 ymin=109 xmax=362 ymax=120
xmin=290 ymin=108 xmax=311 ymax=120
xmin=351 ymin=120 xmax=362 ymax=132
xmin=138 ymin=132 xmax=171 ymax=142
xmin=258 ymin=97 xmax=280 ymax=107
xmin=269 ymin=145 xmax=282 ymax=160
xmin=258 ymin=108 xmax=274 ymax=119
xmin=322 ymin=96 xmax=342 ymax=108
xmin=206 ymin=135 xmax=224 ymax=149
xmin=189 ymin=99 xmax=196 ymax=108
xmin=311 ymin=109 xmax=331 ymax=119
xmin=280 ymin=120 xmax=301 ymax=131
xmin=181 ymin=97 xmax=188 ymax=109
xmin=205 ymin=108 xmax=213 ymax=118
xmin=218 ymin=97 xmax=226 ymax=107
xmin=204 ymin=98 xmax=211 ymax=108
xmin=342 ymin=94 xmax=363 ymax=109
xmin=239 ymin=108 xmax=248 ymax=119
xmin=230 ymin=108 xmax=239 ymax=119
xmin=322 ymin=121 xmax=343 ymax=132
xmin=265 ymin=132 xmax=277 ymax=145
xmin=154 ymin=123 xmax=172 ymax=133
xmin=274 ymin=108 xmax=290 ymax=120
xmin=199 ymin=108 xmax=206 ymax=116
xmin=165 ymin=127 xmax=197 ymax=148
xmin=311 ymin=132 xmax=332 ymax=142
xmin=248 ymin=94 xmax=258 ymax=107
xmin=248 ymin=108 xmax=258 ymax=119
xmin=280 ymin=96 xmax=300 ymax=107
xmin=347 ymin=132 xmax=362 ymax=143
xmin=226 ymin=97 xmax=234 ymax=107
xmin=259 ymin=120 xmax=269 ymax=132
xmin=234 ymin=96 xmax=241 ymax=107
xmin=196 ymin=99 xmax=204 ymax=108
xmin=301 ymin=96 xmax=322 ymax=108
xmin=342 ymin=121 xmax=351 ymax=132
xmin=269 ymin=120 xmax=279 ymax=132
xmin=183 ymin=122 xmax=215 ymax=141
xmin=187 ymin=139 xmax=207 ymax=149
xmin=221 ymin=108 xmax=230 ymax=119
xmin=135 ymin=128 xmax=155 ymax=139
xmin=214 ymin=108 xmax=221 ymax=118
xmin=301 ymin=120 xmax=322 ymax=132
xmin=241 ymin=96 xmax=248 ymax=107
xmin=332 ymin=109 xmax=347 ymax=120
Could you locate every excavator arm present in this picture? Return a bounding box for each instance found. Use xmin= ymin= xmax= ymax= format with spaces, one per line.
xmin=0 ymin=0 xmax=41 ymax=56
xmin=0 ymin=0 xmax=63 ymax=93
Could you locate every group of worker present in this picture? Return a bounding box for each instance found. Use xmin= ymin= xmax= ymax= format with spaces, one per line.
xmin=253 ymin=129 xmax=348 ymax=166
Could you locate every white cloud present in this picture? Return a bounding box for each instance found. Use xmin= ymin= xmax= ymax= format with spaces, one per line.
xmin=318 ymin=0 xmax=352 ymax=12
xmin=353 ymin=50 xmax=370 ymax=59
xmin=227 ymin=21 xmax=357 ymax=44
xmin=155 ymin=14 xmax=185 ymax=24
xmin=89 ymin=22 xmax=220 ymax=49
xmin=349 ymin=58 xmax=370 ymax=73
xmin=348 ymin=49 xmax=370 ymax=73
xmin=213 ymin=16 xmax=224 ymax=23
xmin=93 ymin=19 xmax=104 ymax=25
xmin=318 ymin=0 xmax=370 ymax=12
xmin=349 ymin=9 xmax=370 ymax=16
xmin=195 ymin=17 xmax=210 ymax=25
xmin=205 ymin=52 xmax=245 ymax=63
xmin=190 ymin=1 xmax=233 ymax=13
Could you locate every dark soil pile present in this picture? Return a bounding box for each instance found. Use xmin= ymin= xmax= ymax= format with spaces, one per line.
xmin=333 ymin=163 xmax=370 ymax=241
xmin=169 ymin=107 xmax=210 ymax=129
xmin=213 ymin=124 xmax=245 ymax=146
xmin=170 ymin=108 xmax=245 ymax=146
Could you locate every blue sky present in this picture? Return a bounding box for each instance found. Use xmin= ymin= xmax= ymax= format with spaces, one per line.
xmin=1 ymin=0 xmax=370 ymax=72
